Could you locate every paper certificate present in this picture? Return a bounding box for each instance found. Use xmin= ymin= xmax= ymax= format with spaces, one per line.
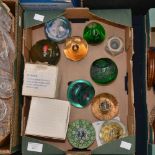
xmin=22 ymin=63 xmax=59 ymax=98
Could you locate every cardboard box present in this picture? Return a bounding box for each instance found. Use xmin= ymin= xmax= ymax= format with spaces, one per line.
xmin=19 ymin=0 xmax=73 ymax=10
xmin=20 ymin=0 xmax=73 ymax=10
xmin=147 ymin=8 xmax=155 ymax=155
xmin=0 ymin=1 xmax=23 ymax=154
xmin=21 ymin=8 xmax=135 ymax=155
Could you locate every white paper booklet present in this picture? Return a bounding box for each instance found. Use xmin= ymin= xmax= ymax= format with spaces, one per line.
xmin=22 ymin=63 xmax=59 ymax=98
xmin=25 ymin=97 xmax=70 ymax=140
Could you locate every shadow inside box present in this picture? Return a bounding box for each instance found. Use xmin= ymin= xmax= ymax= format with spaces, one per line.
xmin=69 ymin=148 xmax=90 ymax=151
xmin=13 ymin=151 xmax=22 ymax=155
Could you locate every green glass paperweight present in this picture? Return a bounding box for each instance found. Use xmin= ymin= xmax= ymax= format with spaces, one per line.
xmin=90 ymin=58 xmax=118 ymax=84
xmin=83 ymin=22 xmax=106 ymax=45
xmin=67 ymin=120 xmax=95 ymax=149
xmin=67 ymin=80 xmax=95 ymax=108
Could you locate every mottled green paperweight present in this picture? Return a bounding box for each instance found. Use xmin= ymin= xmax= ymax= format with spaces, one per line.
xmin=90 ymin=58 xmax=118 ymax=84
xmin=67 ymin=120 xmax=95 ymax=149
xmin=67 ymin=80 xmax=95 ymax=108
xmin=83 ymin=22 xmax=106 ymax=45
xmin=30 ymin=39 xmax=60 ymax=65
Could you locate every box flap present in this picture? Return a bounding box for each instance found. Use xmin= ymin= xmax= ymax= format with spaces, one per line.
xmin=148 ymin=144 xmax=155 ymax=155
xmin=149 ymin=9 xmax=155 ymax=28
xmin=24 ymin=10 xmax=63 ymax=28
xmin=91 ymin=9 xmax=131 ymax=27
xmin=23 ymin=9 xmax=131 ymax=28
xmin=22 ymin=136 xmax=65 ymax=155
xmin=92 ymin=136 xmax=135 ymax=154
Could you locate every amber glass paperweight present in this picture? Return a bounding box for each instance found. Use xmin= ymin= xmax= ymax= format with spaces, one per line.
xmin=90 ymin=58 xmax=118 ymax=84
xmin=83 ymin=22 xmax=106 ymax=45
xmin=67 ymin=79 xmax=95 ymax=108
xmin=64 ymin=36 xmax=88 ymax=61
xmin=44 ymin=16 xmax=71 ymax=43
xmin=67 ymin=120 xmax=95 ymax=149
xmin=91 ymin=93 xmax=119 ymax=120
xmin=147 ymin=47 xmax=155 ymax=89
xmin=30 ymin=39 xmax=60 ymax=65
xmin=99 ymin=119 xmax=127 ymax=144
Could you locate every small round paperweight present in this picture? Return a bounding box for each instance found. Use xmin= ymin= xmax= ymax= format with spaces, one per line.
xmin=90 ymin=58 xmax=118 ymax=84
xmin=91 ymin=93 xmax=119 ymax=120
xmin=67 ymin=119 xmax=95 ymax=149
xmin=64 ymin=36 xmax=88 ymax=61
xmin=83 ymin=22 xmax=106 ymax=45
xmin=99 ymin=119 xmax=128 ymax=144
xmin=67 ymin=79 xmax=95 ymax=108
xmin=105 ymin=36 xmax=124 ymax=56
xmin=30 ymin=39 xmax=60 ymax=65
xmin=44 ymin=16 xmax=71 ymax=43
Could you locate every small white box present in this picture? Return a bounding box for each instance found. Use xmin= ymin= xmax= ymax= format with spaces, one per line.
xmin=22 ymin=63 xmax=60 ymax=98
xmin=25 ymin=97 xmax=70 ymax=140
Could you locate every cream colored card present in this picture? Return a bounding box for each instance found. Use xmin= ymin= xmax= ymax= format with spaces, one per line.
xmin=22 ymin=63 xmax=59 ymax=98
xmin=25 ymin=97 xmax=70 ymax=140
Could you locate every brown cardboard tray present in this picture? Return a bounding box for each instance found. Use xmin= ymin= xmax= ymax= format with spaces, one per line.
xmin=21 ymin=8 xmax=135 ymax=154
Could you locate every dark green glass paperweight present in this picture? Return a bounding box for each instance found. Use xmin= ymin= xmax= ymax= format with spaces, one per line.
xmin=67 ymin=80 xmax=95 ymax=108
xmin=30 ymin=39 xmax=60 ymax=65
xmin=90 ymin=58 xmax=118 ymax=84
xmin=83 ymin=22 xmax=106 ymax=45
